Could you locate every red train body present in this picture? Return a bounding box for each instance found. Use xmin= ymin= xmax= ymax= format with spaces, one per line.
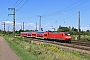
xmin=36 ymin=32 xmax=44 ymax=39
xmin=43 ymin=32 xmax=71 ymax=41
xmin=20 ymin=31 xmax=71 ymax=42
xmin=27 ymin=32 xmax=32 ymax=37
xmin=20 ymin=32 xmax=28 ymax=37
xmin=32 ymin=32 xmax=36 ymax=38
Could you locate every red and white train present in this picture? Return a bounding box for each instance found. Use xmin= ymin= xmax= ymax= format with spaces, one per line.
xmin=20 ymin=31 xmax=71 ymax=42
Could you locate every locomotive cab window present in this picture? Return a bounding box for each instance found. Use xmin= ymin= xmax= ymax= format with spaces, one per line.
xmin=65 ymin=32 xmax=70 ymax=36
xmin=32 ymin=34 xmax=36 ymax=35
xmin=44 ymin=34 xmax=47 ymax=36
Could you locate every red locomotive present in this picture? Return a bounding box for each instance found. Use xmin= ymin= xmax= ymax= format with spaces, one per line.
xmin=20 ymin=31 xmax=71 ymax=42
xmin=43 ymin=32 xmax=71 ymax=42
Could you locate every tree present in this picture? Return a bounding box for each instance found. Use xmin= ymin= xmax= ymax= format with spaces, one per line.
xmin=71 ymin=26 xmax=74 ymax=31
xmin=57 ymin=25 xmax=70 ymax=32
xmin=69 ymin=26 xmax=71 ymax=30
xmin=74 ymin=28 xmax=78 ymax=32
xmin=86 ymin=30 xmax=89 ymax=32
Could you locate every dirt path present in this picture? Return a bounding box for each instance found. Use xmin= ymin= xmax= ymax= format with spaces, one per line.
xmin=0 ymin=36 xmax=20 ymax=60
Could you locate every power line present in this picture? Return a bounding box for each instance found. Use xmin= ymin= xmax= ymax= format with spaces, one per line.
xmin=64 ymin=13 xmax=77 ymax=20
xmin=42 ymin=0 xmax=88 ymax=17
xmin=15 ymin=0 xmax=23 ymax=8
xmin=16 ymin=0 xmax=28 ymax=12
xmin=42 ymin=12 xmax=77 ymax=21
xmin=13 ymin=0 xmax=89 ymax=21
xmin=12 ymin=0 xmax=20 ymax=8
xmin=42 ymin=0 xmax=82 ymax=17
xmin=64 ymin=0 xmax=89 ymax=13
xmin=16 ymin=10 xmax=39 ymax=17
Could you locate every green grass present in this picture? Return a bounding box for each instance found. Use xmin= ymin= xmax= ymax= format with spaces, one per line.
xmin=72 ymin=35 xmax=90 ymax=42
xmin=3 ymin=35 xmax=90 ymax=60
xmin=4 ymin=36 xmax=39 ymax=60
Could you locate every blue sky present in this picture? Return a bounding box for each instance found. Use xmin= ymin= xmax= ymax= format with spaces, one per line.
xmin=0 ymin=0 xmax=90 ymax=31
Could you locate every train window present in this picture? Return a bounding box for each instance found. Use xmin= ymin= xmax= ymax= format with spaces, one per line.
xmin=44 ymin=34 xmax=47 ymax=36
xmin=65 ymin=33 xmax=70 ymax=36
xmin=32 ymin=34 xmax=36 ymax=35
xmin=62 ymin=34 xmax=63 ymax=36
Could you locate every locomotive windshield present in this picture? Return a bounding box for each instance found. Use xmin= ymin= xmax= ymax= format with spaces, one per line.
xmin=65 ymin=32 xmax=70 ymax=36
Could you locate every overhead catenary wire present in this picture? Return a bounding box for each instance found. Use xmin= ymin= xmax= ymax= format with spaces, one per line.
xmin=42 ymin=0 xmax=82 ymax=17
xmin=12 ymin=0 xmax=28 ymax=12
xmin=16 ymin=0 xmax=28 ymax=12
xmin=42 ymin=12 xmax=77 ymax=21
xmin=6 ymin=0 xmax=23 ymax=24
xmin=12 ymin=0 xmax=89 ymax=17
xmin=64 ymin=0 xmax=89 ymax=13
xmin=4 ymin=0 xmax=90 ymax=31
xmin=12 ymin=0 xmax=20 ymax=8
xmin=16 ymin=4 xmax=90 ymax=22
xmin=14 ymin=0 xmax=89 ymax=22
xmin=12 ymin=0 xmax=89 ymax=20
xmin=16 ymin=10 xmax=40 ymax=17
xmin=12 ymin=0 xmax=90 ymax=22
xmin=42 ymin=0 xmax=89 ymax=17
xmin=15 ymin=0 xmax=24 ymax=8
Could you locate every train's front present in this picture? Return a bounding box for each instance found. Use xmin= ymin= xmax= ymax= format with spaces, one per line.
xmin=64 ymin=32 xmax=71 ymax=42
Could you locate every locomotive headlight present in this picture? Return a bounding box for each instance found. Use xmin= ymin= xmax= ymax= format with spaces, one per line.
xmin=66 ymin=36 xmax=71 ymax=38
xmin=66 ymin=36 xmax=68 ymax=38
xmin=69 ymin=37 xmax=71 ymax=38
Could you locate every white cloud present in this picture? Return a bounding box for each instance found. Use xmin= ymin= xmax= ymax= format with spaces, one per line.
xmin=2 ymin=21 xmax=13 ymax=24
xmin=81 ymin=26 xmax=90 ymax=31
xmin=16 ymin=22 xmax=21 ymax=25
xmin=3 ymin=21 xmax=90 ymax=31
xmin=25 ymin=23 xmax=35 ymax=27
xmin=29 ymin=23 xmax=34 ymax=26
xmin=2 ymin=21 xmax=21 ymax=25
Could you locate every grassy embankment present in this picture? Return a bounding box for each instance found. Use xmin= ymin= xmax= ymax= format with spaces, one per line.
xmin=3 ymin=35 xmax=90 ymax=60
xmin=72 ymin=35 xmax=90 ymax=42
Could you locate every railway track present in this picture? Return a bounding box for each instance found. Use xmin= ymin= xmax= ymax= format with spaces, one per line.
xmin=71 ymin=41 xmax=90 ymax=47
xmin=27 ymin=38 xmax=90 ymax=55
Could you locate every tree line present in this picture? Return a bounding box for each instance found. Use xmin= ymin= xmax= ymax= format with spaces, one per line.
xmin=0 ymin=25 xmax=90 ymax=35
xmin=57 ymin=25 xmax=90 ymax=35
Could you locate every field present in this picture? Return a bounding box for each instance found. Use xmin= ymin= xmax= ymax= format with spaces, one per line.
xmin=3 ymin=35 xmax=90 ymax=60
